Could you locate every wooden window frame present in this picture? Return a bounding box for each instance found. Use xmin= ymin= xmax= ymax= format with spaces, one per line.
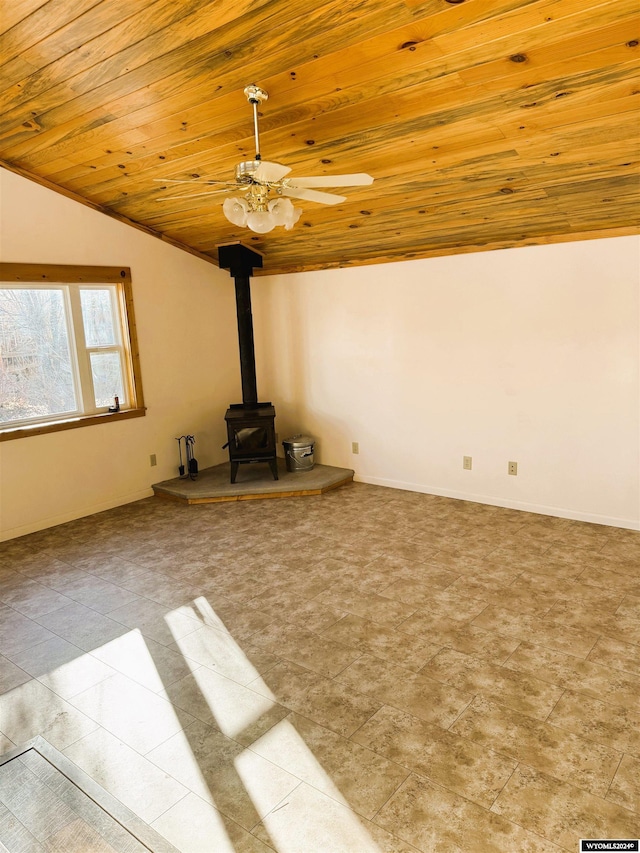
xmin=0 ymin=263 xmax=145 ymax=441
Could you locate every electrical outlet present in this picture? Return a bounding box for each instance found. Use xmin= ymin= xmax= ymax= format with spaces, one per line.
xmin=508 ymin=461 xmax=518 ymax=476
xmin=352 ymin=442 xmax=359 ymax=454
xmin=463 ymin=456 xmax=472 ymax=470
xmin=150 ymin=454 xmax=157 ymax=467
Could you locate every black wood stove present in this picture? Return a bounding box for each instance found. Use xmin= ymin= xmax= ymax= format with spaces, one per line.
xmin=224 ymin=402 xmax=278 ymax=484
xmin=218 ymin=243 xmax=278 ymax=484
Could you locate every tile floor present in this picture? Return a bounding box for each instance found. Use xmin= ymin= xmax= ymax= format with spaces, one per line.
xmin=0 ymin=483 xmax=639 ymax=852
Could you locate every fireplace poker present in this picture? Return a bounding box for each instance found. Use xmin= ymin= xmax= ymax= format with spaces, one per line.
xmin=186 ymin=435 xmax=198 ymax=480
xmin=176 ymin=436 xmax=185 ymax=477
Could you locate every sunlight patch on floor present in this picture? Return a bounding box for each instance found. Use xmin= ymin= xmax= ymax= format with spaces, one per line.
xmin=245 ymin=717 xmax=348 ymax=806
xmin=239 ymin=718 xmax=383 ymax=851
xmin=253 ymin=781 xmax=383 ymax=852
xmin=166 ymin=600 xmax=278 ymax=739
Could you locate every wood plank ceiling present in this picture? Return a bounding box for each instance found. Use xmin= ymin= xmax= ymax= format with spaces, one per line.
xmin=1 ymin=0 xmax=638 ymax=274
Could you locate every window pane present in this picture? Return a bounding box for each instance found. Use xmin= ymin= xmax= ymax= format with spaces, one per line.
xmin=81 ymin=288 xmax=117 ymax=346
xmin=90 ymin=351 xmax=124 ymax=407
xmin=0 ymin=289 xmax=77 ymax=424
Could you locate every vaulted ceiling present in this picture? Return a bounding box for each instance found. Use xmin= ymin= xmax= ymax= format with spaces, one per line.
xmin=1 ymin=0 xmax=638 ymax=274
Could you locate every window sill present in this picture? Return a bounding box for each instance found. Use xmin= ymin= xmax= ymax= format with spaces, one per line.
xmin=0 ymin=407 xmax=146 ymax=442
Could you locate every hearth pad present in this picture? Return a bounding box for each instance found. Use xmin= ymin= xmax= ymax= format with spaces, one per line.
xmin=152 ymin=460 xmax=354 ymax=504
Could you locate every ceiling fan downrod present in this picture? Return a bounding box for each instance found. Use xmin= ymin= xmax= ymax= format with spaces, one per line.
xmin=244 ymin=85 xmax=268 ymax=162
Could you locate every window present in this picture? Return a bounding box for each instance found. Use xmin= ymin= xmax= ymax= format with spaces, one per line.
xmin=0 ymin=264 xmax=144 ymax=439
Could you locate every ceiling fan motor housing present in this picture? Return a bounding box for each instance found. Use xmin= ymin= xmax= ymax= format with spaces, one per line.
xmin=235 ymin=160 xmax=262 ymax=183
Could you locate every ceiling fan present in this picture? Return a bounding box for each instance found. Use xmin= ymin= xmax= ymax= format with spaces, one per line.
xmin=155 ymin=85 xmax=374 ymax=233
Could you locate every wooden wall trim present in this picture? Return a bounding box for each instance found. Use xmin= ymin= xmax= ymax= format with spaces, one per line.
xmin=0 ymin=407 xmax=146 ymax=442
xmin=0 ymin=262 xmax=131 ymax=282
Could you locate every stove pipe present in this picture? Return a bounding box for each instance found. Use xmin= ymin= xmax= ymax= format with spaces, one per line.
xmin=218 ymin=243 xmax=264 ymax=406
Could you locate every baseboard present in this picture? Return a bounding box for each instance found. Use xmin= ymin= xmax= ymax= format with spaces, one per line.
xmin=0 ymin=487 xmax=154 ymax=542
xmin=354 ymin=474 xmax=640 ymax=531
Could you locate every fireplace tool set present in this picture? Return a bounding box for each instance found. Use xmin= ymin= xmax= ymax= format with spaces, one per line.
xmin=175 ymin=435 xmax=198 ymax=480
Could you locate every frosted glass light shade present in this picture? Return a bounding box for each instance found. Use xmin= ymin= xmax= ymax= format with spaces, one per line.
xmin=223 ymin=197 xmax=249 ymax=227
xmin=268 ymin=197 xmax=302 ymax=230
xmin=246 ymin=210 xmax=275 ymax=233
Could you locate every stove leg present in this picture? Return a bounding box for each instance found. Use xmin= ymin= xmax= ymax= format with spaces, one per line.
xmin=230 ymin=461 xmax=239 ymax=484
xmin=268 ymin=458 xmax=279 ymax=480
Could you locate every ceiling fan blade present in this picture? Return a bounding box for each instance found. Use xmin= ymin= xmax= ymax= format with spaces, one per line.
xmin=281 ymin=186 xmax=346 ymax=205
xmin=287 ymin=173 xmax=374 ymax=188
xmin=253 ymin=161 xmax=291 ymax=183
xmin=157 ymin=188 xmax=235 ymax=201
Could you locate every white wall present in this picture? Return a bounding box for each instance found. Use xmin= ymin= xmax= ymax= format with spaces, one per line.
xmin=0 ymin=168 xmax=239 ymax=540
xmin=254 ymin=236 xmax=640 ymax=528
xmin=3 ymin=166 xmax=638 ymax=535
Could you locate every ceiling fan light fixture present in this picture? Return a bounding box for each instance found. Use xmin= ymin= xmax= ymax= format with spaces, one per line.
xmin=223 ymin=193 xmax=302 ymax=233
